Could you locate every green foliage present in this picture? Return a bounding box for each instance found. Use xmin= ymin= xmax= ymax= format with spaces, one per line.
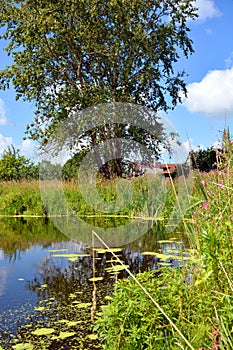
xmin=62 ymin=149 xmax=89 ymax=181
xmin=95 ymin=133 xmax=233 ymax=349
xmin=0 ymin=145 xmax=38 ymax=181
xmin=95 ymin=268 xmax=217 ymax=349
xmin=190 ymin=147 xmax=217 ymax=172
xmin=0 ymin=181 xmax=44 ymax=215
xmin=0 ymin=0 xmax=197 ymax=144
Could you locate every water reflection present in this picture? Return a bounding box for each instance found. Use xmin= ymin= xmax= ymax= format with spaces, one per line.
xmin=0 ymin=217 xmax=189 ymax=348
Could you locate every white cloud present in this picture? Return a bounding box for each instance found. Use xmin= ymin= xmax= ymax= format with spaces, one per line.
xmin=0 ymin=99 xmax=8 ymax=125
xmin=20 ymin=139 xmax=38 ymax=160
xmin=0 ymin=134 xmax=12 ymax=155
xmin=183 ymin=138 xmax=205 ymax=152
xmin=194 ymin=0 xmax=221 ymax=21
xmin=183 ymin=67 xmax=233 ymax=119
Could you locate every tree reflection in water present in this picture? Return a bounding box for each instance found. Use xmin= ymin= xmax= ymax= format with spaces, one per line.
xmin=0 ymin=218 xmax=189 ymax=349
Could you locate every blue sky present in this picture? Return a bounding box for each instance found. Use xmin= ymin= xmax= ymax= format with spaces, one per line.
xmin=0 ymin=0 xmax=233 ymax=160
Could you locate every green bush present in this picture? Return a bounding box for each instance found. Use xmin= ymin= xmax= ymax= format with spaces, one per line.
xmin=95 ymin=268 xmax=218 ymax=349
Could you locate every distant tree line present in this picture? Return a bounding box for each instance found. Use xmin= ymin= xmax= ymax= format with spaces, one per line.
xmin=0 ymin=141 xmax=231 ymax=182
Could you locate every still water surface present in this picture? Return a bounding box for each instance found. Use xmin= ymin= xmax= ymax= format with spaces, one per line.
xmin=0 ymin=217 xmax=188 ymax=348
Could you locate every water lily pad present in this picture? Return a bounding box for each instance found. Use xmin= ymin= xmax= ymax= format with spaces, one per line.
xmin=32 ymin=328 xmax=55 ymax=336
xmin=87 ymin=333 xmax=98 ymax=340
xmin=12 ymin=343 xmax=33 ymax=350
xmin=141 ymin=252 xmax=169 ymax=260
xmin=66 ymin=321 xmax=80 ymax=327
xmin=57 ymin=331 xmax=76 ymax=339
xmin=76 ymin=302 xmax=92 ymax=308
xmin=48 ymin=249 xmax=68 ymax=252
xmin=89 ymin=277 xmax=104 ymax=282
xmin=93 ymin=248 xmax=122 ymax=254
xmin=105 ymin=265 xmax=129 ymax=272
xmin=34 ymin=306 xmax=45 ymax=312
xmin=52 ymin=253 xmax=90 ymax=258
xmin=67 ymin=257 xmax=80 ymax=262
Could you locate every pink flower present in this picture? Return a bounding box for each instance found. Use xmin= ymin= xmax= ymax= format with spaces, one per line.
xmin=203 ymin=201 xmax=208 ymax=209
xmin=218 ymin=183 xmax=224 ymax=189
xmin=200 ymin=180 xmax=205 ymax=185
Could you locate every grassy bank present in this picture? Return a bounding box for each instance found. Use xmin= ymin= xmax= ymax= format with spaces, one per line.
xmin=0 ymin=176 xmax=180 ymax=222
xmin=95 ymin=165 xmax=233 ymax=348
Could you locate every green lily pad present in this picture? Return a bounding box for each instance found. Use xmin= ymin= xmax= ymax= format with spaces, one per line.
xmin=141 ymin=252 xmax=169 ymax=259
xmin=48 ymin=249 xmax=68 ymax=253
xmin=12 ymin=343 xmax=33 ymax=350
xmin=89 ymin=277 xmax=104 ymax=282
xmin=105 ymin=265 xmax=129 ymax=272
xmin=93 ymin=248 xmax=122 ymax=254
xmin=52 ymin=253 xmax=90 ymax=258
xmin=66 ymin=321 xmax=81 ymax=327
xmin=76 ymin=302 xmax=92 ymax=308
xmin=87 ymin=334 xmax=98 ymax=340
xmin=32 ymin=328 xmax=55 ymax=336
xmin=57 ymin=331 xmax=76 ymax=339
xmin=34 ymin=306 xmax=45 ymax=312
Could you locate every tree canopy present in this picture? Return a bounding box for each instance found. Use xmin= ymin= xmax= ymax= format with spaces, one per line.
xmin=0 ymin=0 xmax=197 ymax=177
xmin=0 ymin=145 xmax=38 ymax=181
xmin=0 ymin=0 xmax=197 ymax=139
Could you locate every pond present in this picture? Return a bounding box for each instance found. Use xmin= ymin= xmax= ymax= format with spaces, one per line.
xmin=0 ymin=217 xmax=189 ymax=349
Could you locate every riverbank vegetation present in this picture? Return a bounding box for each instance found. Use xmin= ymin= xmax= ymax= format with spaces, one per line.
xmin=94 ymin=134 xmax=233 ymax=349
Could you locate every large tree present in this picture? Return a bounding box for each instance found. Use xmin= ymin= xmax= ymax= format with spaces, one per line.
xmin=0 ymin=0 xmax=197 ymax=176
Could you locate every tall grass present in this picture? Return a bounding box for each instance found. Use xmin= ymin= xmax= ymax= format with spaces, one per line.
xmin=95 ymin=143 xmax=233 ymax=349
xmin=0 ymin=176 xmax=176 ymax=221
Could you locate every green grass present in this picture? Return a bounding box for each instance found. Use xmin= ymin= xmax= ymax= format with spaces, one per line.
xmin=0 ymin=176 xmax=177 ymax=221
xmin=95 ymin=152 xmax=233 ymax=349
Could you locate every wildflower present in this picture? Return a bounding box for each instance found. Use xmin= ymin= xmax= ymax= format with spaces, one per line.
xmin=200 ymin=180 xmax=205 ymax=185
xmin=218 ymin=183 xmax=224 ymax=189
xmin=203 ymin=201 xmax=208 ymax=209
